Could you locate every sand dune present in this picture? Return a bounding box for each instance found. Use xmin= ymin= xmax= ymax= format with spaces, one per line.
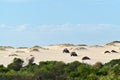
xmin=0 ymin=41 xmax=120 ymax=67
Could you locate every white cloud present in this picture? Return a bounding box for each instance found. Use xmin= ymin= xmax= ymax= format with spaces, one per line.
xmin=0 ymin=23 xmax=116 ymax=33
xmin=0 ymin=24 xmax=28 ymax=32
xmin=0 ymin=24 xmax=6 ymax=28
xmin=16 ymin=24 xmax=28 ymax=32
xmin=0 ymin=0 xmax=32 ymax=2
xmin=36 ymin=23 xmax=112 ymax=33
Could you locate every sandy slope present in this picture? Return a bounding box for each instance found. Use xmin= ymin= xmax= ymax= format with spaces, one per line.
xmin=0 ymin=42 xmax=120 ymax=67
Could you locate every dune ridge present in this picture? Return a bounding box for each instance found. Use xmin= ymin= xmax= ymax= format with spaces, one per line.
xmin=0 ymin=41 xmax=120 ymax=66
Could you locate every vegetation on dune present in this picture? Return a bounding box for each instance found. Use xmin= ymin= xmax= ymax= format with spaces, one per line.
xmin=106 ymin=41 xmax=120 ymax=46
xmin=0 ymin=46 xmax=14 ymax=49
xmin=0 ymin=46 xmax=14 ymax=51
xmin=0 ymin=58 xmax=120 ymax=80
xmin=17 ymin=47 xmax=28 ymax=49
xmin=32 ymin=45 xmax=42 ymax=48
xmin=77 ymin=44 xmax=87 ymax=46
xmin=58 ymin=44 xmax=75 ymax=47
xmin=110 ymin=41 xmax=120 ymax=43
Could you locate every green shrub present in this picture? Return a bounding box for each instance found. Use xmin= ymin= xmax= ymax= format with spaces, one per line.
xmin=7 ymin=58 xmax=24 ymax=71
xmin=28 ymin=57 xmax=35 ymax=66
xmin=93 ymin=62 xmax=103 ymax=69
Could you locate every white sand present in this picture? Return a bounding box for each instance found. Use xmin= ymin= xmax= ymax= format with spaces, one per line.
xmin=0 ymin=42 xmax=120 ymax=67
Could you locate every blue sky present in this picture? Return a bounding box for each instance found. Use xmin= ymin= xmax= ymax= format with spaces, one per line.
xmin=0 ymin=0 xmax=120 ymax=47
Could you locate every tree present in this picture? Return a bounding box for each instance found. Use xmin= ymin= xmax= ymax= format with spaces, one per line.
xmin=93 ymin=62 xmax=103 ymax=69
xmin=7 ymin=58 xmax=24 ymax=71
xmin=28 ymin=57 xmax=35 ymax=66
